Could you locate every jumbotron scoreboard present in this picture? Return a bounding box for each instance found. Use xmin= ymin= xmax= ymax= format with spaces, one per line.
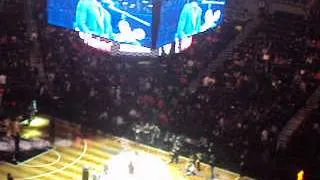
xmin=47 ymin=0 xmax=226 ymax=56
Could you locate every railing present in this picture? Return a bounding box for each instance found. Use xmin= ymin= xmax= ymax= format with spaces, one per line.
xmin=273 ymin=0 xmax=308 ymax=6
xmin=270 ymin=0 xmax=306 ymax=15
xmin=277 ymin=85 xmax=320 ymax=150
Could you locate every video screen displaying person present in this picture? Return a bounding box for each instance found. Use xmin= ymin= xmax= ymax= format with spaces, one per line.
xmin=175 ymin=0 xmax=202 ymax=40
xmin=156 ymin=0 xmax=225 ymax=48
xmin=48 ymin=0 xmax=153 ymax=48
xmin=74 ymin=0 xmax=113 ymax=38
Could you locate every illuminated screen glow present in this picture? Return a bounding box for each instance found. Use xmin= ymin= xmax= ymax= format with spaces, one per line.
xmin=103 ymin=151 xmax=172 ymax=180
xmin=48 ymin=0 xmax=153 ymax=48
xmin=156 ymin=0 xmax=225 ymax=48
xmin=47 ymin=0 xmax=225 ymax=55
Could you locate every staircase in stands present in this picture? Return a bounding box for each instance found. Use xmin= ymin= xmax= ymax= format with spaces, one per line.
xmin=188 ymin=17 xmax=260 ymax=92
xmin=25 ymin=1 xmax=46 ymax=83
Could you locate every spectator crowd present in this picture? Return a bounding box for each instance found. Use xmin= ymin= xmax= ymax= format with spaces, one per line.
xmin=0 ymin=0 xmax=319 ymax=179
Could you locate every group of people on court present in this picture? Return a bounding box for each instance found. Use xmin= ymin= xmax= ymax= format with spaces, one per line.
xmin=1 ymin=117 xmax=21 ymax=163
xmin=169 ymin=135 xmax=217 ymax=179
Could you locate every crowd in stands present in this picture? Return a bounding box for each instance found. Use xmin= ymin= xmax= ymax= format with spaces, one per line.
xmin=35 ymin=11 xmax=319 ymax=178
xmin=0 ymin=0 xmax=319 ymax=179
xmin=0 ymin=1 xmax=39 ymax=117
xmin=38 ymin=21 xmax=240 ymax=133
xmin=192 ymin=11 xmax=319 ymax=178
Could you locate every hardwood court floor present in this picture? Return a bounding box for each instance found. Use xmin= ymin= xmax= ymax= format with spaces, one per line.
xmin=0 ymin=120 xmax=241 ymax=180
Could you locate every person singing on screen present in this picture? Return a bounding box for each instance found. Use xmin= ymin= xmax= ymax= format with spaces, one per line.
xmin=175 ymin=0 xmax=202 ymax=39
xmin=75 ymin=0 xmax=113 ymax=38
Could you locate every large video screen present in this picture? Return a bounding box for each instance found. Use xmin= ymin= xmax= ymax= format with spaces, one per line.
xmin=48 ymin=0 xmax=153 ymax=48
xmin=156 ymin=0 xmax=225 ymax=48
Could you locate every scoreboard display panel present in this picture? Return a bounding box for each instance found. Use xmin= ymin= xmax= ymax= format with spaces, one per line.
xmin=47 ymin=0 xmax=226 ymax=55
xmin=48 ymin=0 xmax=153 ymax=47
xmin=156 ymin=0 xmax=225 ymax=48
